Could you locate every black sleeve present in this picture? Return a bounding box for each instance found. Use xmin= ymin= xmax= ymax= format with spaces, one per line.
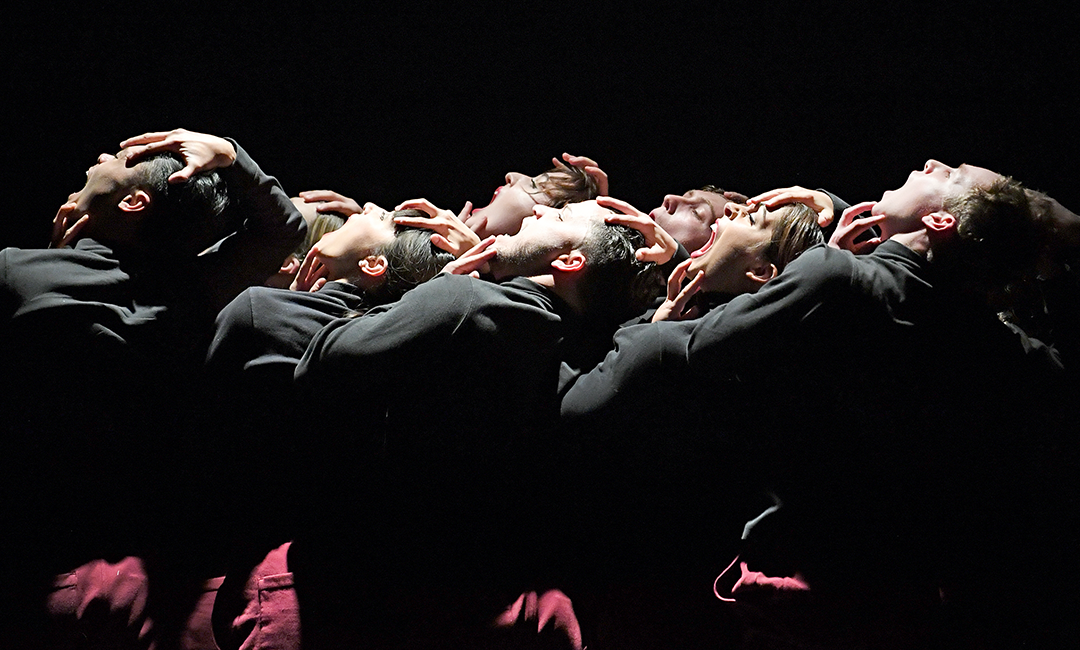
xmin=195 ymin=140 xmax=307 ymax=313
xmin=817 ymin=188 xmax=851 ymax=243
xmin=295 ymin=275 xmax=475 ymax=392
xmin=560 ymin=319 xmax=692 ymax=422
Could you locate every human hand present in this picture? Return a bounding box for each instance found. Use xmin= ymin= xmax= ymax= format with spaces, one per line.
xmin=120 ymin=128 xmax=237 ymax=183
xmin=49 ymin=202 xmax=89 ymax=248
xmin=441 ymin=236 xmax=497 ymax=277
xmin=555 ymin=152 xmax=609 ymax=196
xmin=723 ymin=190 xmax=750 ymax=204
xmin=747 ymin=186 xmax=834 ymax=228
xmin=290 ymin=245 xmax=333 ymax=292
xmin=298 ymin=190 xmax=363 ymax=216
xmin=393 ymin=199 xmax=482 ymax=257
xmin=829 ymin=202 xmax=885 ymax=254
xmin=596 ymin=196 xmax=678 ymax=264
xmin=652 ymin=259 xmax=706 ymax=322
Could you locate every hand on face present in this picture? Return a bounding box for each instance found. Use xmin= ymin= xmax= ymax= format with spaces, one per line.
xmin=829 ymin=202 xmax=885 ymax=254
xmin=50 ymin=202 xmax=89 ymax=248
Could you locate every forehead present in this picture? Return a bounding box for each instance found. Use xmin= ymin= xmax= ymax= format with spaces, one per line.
xmin=684 ymin=189 xmax=731 ymax=215
xmin=957 ymin=163 xmax=1003 ymax=189
xmin=558 ymin=200 xmax=608 ymax=221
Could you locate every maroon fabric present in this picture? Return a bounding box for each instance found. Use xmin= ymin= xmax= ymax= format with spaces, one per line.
xmin=45 ymin=556 xmax=154 ymax=649
xmin=214 ymin=541 xmax=300 ymax=650
xmin=493 ymin=590 xmax=583 ymax=650
xmin=42 ymin=556 xmax=221 ymax=650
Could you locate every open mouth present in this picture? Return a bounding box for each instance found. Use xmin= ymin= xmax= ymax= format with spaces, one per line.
xmin=690 ymin=220 xmax=718 ymax=258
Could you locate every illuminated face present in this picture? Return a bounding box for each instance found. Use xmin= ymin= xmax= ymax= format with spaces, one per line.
xmin=307 ymin=210 xmax=397 ymax=280
xmin=67 ymin=148 xmax=144 ymax=220
xmin=650 ymin=189 xmax=732 ymax=251
xmin=465 ymin=171 xmax=553 ymax=238
xmin=488 ymin=200 xmax=601 ymax=279
xmin=685 ymin=203 xmax=779 ymax=295
xmin=874 ymin=159 xmax=1003 ymax=236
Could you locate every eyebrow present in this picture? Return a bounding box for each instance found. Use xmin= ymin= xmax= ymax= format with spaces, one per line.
xmin=687 ymin=190 xmax=719 ymax=222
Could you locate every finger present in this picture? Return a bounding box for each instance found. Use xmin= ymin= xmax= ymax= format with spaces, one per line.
xmin=596 ymin=195 xmax=645 ymax=217
xmin=672 ymin=271 xmax=705 ymax=314
xmin=830 ymin=216 xmax=885 ymax=249
xmin=463 ymin=235 xmax=497 ymax=256
xmin=817 ymin=211 xmax=834 ymax=228
xmin=585 ymin=166 xmax=610 ymax=196
xmin=52 ymin=202 xmax=77 ymax=243
xmin=168 ymin=164 xmax=198 ymax=184
xmin=394 ymin=199 xmax=440 ymax=217
xmin=446 ymin=247 xmax=497 ymax=275
xmin=318 ymin=201 xmax=358 ymax=214
xmin=666 ymin=259 xmax=692 ymax=300
xmin=119 ymin=131 xmax=173 ymax=148
xmin=853 ymin=238 xmax=883 ymax=254
xmin=294 ymin=248 xmax=321 ymax=291
xmin=123 ymin=138 xmax=181 ymax=163
xmin=563 ymin=153 xmax=600 ymax=168
xmin=59 ymin=215 xmax=90 ymax=248
xmin=310 ymin=277 xmax=328 ymax=293
xmin=604 ymin=213 xmax=650 ymax=228
xmin=429 ymin=234 xmax=455 ymax=255
xmin=840 ymin=201 xmax=876 ymax=225
xmin=394 ymin=216 xmax=446 ymax=231
xmin=299 ymin=190 xmax=346 ymax=202
xmin=745 ymin=188 xmax=787 ymax=206
xmin=754 ymin=193 xmax=796 ymax=209
xmin=457 ymin=201 xmax=473 ymax=221
xmin=724 ymin=191 xmax=750 ymax=204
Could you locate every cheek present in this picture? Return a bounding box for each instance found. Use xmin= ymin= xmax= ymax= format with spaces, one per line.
xmin=485 ymin=192 xmax=534 ymax=235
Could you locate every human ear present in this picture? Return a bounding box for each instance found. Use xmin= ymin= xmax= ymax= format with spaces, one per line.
xmin=358 ymin=254 xmax=389 ymax=278
xmin=745 ymin=260 xmax=778 ymax=286
xmin=921 ymin=211 xmax=957 ymax=244
xmin=117 ymin=189 xmax=151 ymax=213
xmin=551 ymin=250 xmax=587 ymax=273
xmin=280 ymin=256 xmax=301 ymax=276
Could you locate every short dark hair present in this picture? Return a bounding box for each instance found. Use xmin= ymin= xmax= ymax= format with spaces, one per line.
xmin=135 ymin=153 xmax=230 ymax=256
xmin=539 ymin=164 xmax=600 ymax=208
xmin=942 ymin=177 xmax=1045 ymax=321
xmin=755 ymin=202 xmax=825 ymax=273
xmin=577 ymin=216 xmax=665 ymax=326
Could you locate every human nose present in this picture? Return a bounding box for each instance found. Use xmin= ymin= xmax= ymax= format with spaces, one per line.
xmin=923 ymin=159 xmax=949 ymax=174
xmin=723 ymin=203 xmax=746 ymax=219
xmin=662 ymin=194 xmax=683 ymax=213
xmin=532 ymin=204 xmax=556 ymax=218
xmin=97 ymin=153 xmax=116 ymax=164
xmin=506 ymin=172 xmax=525 ymax=185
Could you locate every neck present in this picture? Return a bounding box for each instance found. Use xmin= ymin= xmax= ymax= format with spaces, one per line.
xmin=889 ymin=229 xmax=931 ymax=258
xmin=524 ymin=273 xmax=585 ymax=314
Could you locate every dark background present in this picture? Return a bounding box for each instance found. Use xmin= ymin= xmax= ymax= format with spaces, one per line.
xmin=5 ymin=2 xmax=1078 ymax=247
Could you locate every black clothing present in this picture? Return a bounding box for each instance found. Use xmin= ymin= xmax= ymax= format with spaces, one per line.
xmin=290 ymin=273 xmax=587 ymax=647
xmin=561 ymin=240 xmax=1065 ymax=646
xmin=208 ymin=281 xmax=367 ymax=378
xmin=0 ymin=140 xmax=304 ymax=641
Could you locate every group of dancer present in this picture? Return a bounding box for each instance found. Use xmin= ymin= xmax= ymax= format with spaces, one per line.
xmin=2 ymin=128 xmax=1076 ymax=649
